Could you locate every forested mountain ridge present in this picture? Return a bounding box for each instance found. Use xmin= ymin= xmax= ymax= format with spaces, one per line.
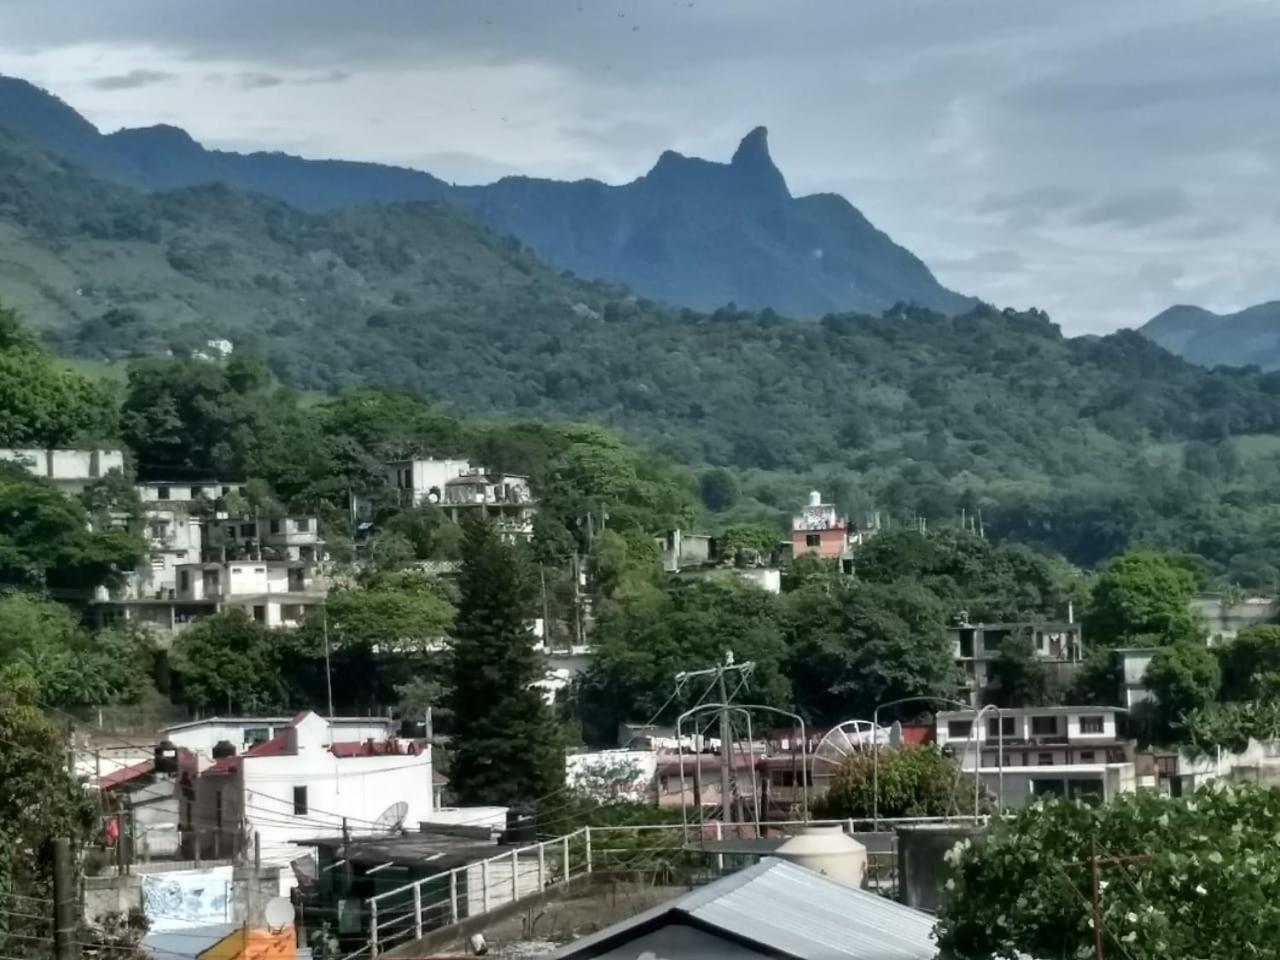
xmin=1142 ymin=302 xmax=1280 ymax=370
xmin=3 ymin=123 xmax=1280 ymax=580
xmin=0 ymin=75 xmax=970 ymax=315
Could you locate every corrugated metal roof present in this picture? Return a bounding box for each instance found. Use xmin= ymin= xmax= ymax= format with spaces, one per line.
xmin=549 ymin=857 xmax=937 ymax=959
xmin=686 ymin=858 xmax=936 ymax=959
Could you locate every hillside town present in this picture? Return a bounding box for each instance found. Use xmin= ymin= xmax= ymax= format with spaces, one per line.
xmin=5 ymin=4 xmax=1280 ymax=960
xmin=5 ymin=418 xmax=1280 ymax=960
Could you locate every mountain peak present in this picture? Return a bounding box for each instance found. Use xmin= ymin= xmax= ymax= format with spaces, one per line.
xmin=732 ymin=126 xmax=771 ymax=166
xmin=729 ymin=126 xmax=787 ymax=197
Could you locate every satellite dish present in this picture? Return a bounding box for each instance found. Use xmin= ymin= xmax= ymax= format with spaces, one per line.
xmin=372 ymin=801 xmax=409 ymax=833
xmin=811 ymin=719 xmax=889 ymax=780
xmin=263 ymin=897 xmax=295 ymax=933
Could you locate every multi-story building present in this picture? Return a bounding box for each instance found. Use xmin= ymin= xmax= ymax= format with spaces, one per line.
xmin=175 ymin=712 xmax=437 ymax=865
xmin=442 ymin=470 xmax=537 ymax=536
xmin=205 ymin=515 xmax=325 ymax=563
xmin=951 ymin=620 xmax=1084 ymax=706
xmin=789 ymin=491 xmax=878 ymax=567
xmin=175 ymin=559 xmax=325 ymax=628
xmin=936 ymin=706 xmax=1135 ymax=808
xmin=0 ymin=447 xmax=125 ymax=494
xmin=385 ymin=458 xmax=474 ymax=508
xmin=137 ymin=480 xmax=243 ymax=507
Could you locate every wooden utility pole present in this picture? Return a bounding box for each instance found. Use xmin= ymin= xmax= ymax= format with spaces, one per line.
xmin=53 ymin=837 xmax=76 ymax=960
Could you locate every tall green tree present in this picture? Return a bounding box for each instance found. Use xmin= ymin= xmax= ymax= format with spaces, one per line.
xmin=1216 ymin=624 xmax=1280 ymax=702
xmin=445 ymin=520 xmax=565 ymax=805
xmin=0 ymin=464 xmax=144 ymax=592
xmin=784 ymin=579 xmax=955 ymax=724
xmin=986 ymin=636 xmax=1059 ymax=708
xmin=0 ymin=303 xmax=118 ymax=447
xmin=0 ymin=664 xmax=96 ymax=954
xmin=1084 ymin=551 xmax=1203 ymax=647
xmin=1145 ymin=641 xmax=1221 ymax=739
xmin=171 ymin=611 xmax=288 ymax=712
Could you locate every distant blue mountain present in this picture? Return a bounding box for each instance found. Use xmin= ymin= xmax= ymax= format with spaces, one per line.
xmin=0 ymin=76 xmax=972 ymax=316
xmin=1142 ymin=302 xmax=1280 ymax=370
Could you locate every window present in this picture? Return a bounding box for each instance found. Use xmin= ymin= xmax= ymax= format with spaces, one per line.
xmin=1031 ymin=716 xmax=1058 ymax=736
xmin=987 ymin=716 xmax=1015 ymax=738
xmin=293 ymin=786 xmax=308 ymax=816
xmin=222 ymin=486 xmax=232 ymax=496
xmin=89 ymin=451 xmax=101 ymax=479
xmin=957 ymin=628 xmax=975 ymax=658
xmin=253 ymin=567 xmax=265 ymax=574
xmin=1037 ymin=752 xmax=1054 ymax=766
xmin=150 ymin=521 xmax=168 ymax=539
xmin=1035 ymin=630 xmax=1046 ymax=652
xmin=296 ymin=518 xmax=311 ymax=533
xmin=178 ymin=570 xmax=190 ymax=592
xmin=253 ymin=605 xmax=266 ymax=624
xmin=225 ymin=526 xmax=236 ymax=538
xmin=805 ymin=533 xmax=821 ymax=548
xmin=244 ymin=727 xmax=269 ymax=746
xmin=1080 ymin=715 xmax=1105 ymax=734
xmin=778 ymin=770 xmax=795 ymax=787
xmin=241 ymin=523 xmax=256 ymax=537
xmin=157 ymin=485 xmax=170 ymax=501
xmin=947 ymin=720 xmax=973 ymax=738
xmin=269 ymin=519 xmax=281 ymax=534
xmin=1079 ymin=751 xmax=1096 ymax=763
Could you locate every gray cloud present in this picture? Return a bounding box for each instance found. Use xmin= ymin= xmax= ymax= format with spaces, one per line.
xmin=87 ymin=68 xmax=175 ymax=91
xmin=297 ymin=69 xmax=349 ymax=85
xmin=1076 ymin=188 xmax=1190 ymax=229
xmin=235 ymin=71 xmax=284 ymax=89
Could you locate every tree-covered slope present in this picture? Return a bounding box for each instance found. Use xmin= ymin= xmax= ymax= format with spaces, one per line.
xmin=5 ymin=126 xmax=1280 ymax=578
xmin=0 ymin=76 xmax=969 ymax=316
xmin=1142 ymin=302 xmax=1280 ymax=370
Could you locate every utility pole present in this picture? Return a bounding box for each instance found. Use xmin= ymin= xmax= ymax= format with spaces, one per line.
xmin=676 ymin=653 xmax=755 ymax=832
xmin=322 ymin=607 xmax=334 ymax=718
xmin=539 ymin=564 xmax=552 ymax=650
xmin=1089 ymin=836 xmax=1104 ymax=960
xmin=53 ymin=837 xmax=76 ymax=960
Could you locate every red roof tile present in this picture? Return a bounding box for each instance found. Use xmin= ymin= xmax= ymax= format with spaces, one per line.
xmin=243 ymin=731 xmax=293 ymax=757
xmin=95 ymin=759 xmax=154 ymax=790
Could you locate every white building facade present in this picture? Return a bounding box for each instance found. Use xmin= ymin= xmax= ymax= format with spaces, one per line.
xmin=179 ymin=712 xmax=436 ymax=866
xmin=0 ymin=447 xmax=125 ymax=494
xmin=936 ymin=706 xmax=1135 ymax=808
xmin=951 ymin=621 xmax=1084 ymax=706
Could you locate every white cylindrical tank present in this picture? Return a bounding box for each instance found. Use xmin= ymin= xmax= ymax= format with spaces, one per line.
xmin=808 ymin=490 xmax=822 ymax=506
xmin=774 ymin=825 xmax=867 ymax=888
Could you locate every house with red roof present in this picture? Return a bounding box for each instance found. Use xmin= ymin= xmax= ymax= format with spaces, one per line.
xmin=179 ymin=712 xmax=439 ymax=866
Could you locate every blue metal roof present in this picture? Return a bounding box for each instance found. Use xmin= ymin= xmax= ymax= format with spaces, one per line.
xmin=550 ymin=857 xmax=937 ymax=959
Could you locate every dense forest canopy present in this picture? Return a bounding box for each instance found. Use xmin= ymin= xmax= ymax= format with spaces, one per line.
xmin=2 ymin=129 xmax=1280 ymax=580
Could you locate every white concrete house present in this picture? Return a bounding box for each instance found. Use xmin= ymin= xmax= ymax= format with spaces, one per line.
xmin=442 ymin=470 xmax=537 ymax=537
xmin=386 ymin=458 xmax=473 ymax=508
xmin=163 ymin=716 xmax=397 ymax=760
xmin=206 ymin=515 xmax=325 ymax=563
xmin=175 ymin=560 xmax=324 ymax=629
xmin=936 ymin=705 xmax=1136 ymax=808
xmin=179 ymin=712 xmax=437 ymax=866
xmin=137 ymin=481 xmax=243 ymax=507
xmin=0 ymin=447 xmax=124 ymax=494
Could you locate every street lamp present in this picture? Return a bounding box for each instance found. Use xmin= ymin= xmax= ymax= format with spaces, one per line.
xmin=871 ymin=695 xmax=975 ymax=831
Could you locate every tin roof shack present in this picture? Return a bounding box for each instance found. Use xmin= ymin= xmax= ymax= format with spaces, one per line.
xmin=547 ymin=856 xmax=937 ymax=960
xmin=292 ymin=826 xmax=503 ymax=955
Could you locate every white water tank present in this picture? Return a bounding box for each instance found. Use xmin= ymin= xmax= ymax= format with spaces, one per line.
xmin=808 ymin=490 xmax=822 ymax=507
xmin=774 ymin=825 xmax=867 ymax=888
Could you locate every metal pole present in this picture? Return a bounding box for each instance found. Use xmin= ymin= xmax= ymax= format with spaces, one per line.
xmin=997 ymin=707 xmax=1005 ymax=814
xmin=718 ymin=663 xmax=733 ymax=829
xmin=510 ymin=849 xmax=519 ymax=903
xmin=676 ymin=712 xmax=689 ymax=845
xmin=872 ymin=704 xmax=882 ymax=831
xmin=449 ymin=870 xmax=459 ymax=924
xmin=1090 ymin=835 xmax=1104 ymax=960
xmin=412 ymin=884 xmax=422 ymax=941
xmin=53 ymin=837 xmax=76 ymax=960
xmin=323 ymin=608 xmax=335 ymax=718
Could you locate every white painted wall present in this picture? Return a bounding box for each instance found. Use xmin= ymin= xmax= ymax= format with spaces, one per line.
xmin=0 ymin=448 xmax=124 ymax=492
xmin=240 ymin=716 xmax=435 ymax=865
xmin=138 ymin=482 xmax=241 ymax=504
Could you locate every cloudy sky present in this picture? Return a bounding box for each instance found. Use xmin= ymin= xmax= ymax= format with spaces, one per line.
xmin=1 ymin=0 xmax=1278 ymax=334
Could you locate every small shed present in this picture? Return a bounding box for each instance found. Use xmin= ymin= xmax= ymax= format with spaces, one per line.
xmin=548 ymin=856 xmax=936 ymax=959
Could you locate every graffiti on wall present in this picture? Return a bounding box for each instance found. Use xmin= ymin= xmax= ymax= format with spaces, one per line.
xmin=141 ymin=866 xmax=233 ymax=931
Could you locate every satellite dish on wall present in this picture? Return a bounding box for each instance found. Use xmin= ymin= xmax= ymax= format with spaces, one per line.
xmin=263 ymin=897 xmax=296 ymax=933
xmin=811 ymin=719 xmax=886 ymax=779
xmin=372 ymin=801 xmax=409 ymax=833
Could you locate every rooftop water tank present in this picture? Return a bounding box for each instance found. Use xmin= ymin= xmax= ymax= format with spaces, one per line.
xmin=808 ymin=490 xmax=822 ymax=507
xmin=774 ymin=825 xmax=867 ymax=888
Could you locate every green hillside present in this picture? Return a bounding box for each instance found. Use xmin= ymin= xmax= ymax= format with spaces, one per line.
xmin=4 ymin=128 xmax=1280 ymax=580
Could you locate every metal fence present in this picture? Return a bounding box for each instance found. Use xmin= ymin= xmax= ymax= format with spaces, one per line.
xmin=354 ymin=815 xmax=984 ymax=957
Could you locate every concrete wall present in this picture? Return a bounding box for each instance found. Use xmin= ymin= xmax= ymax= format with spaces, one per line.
xmin=0 ymin=448 xmax=124 ymax=490
xmin=166 ymin=718 xmax=395 ymax=764
xmin=896 ymin=824 xmax=984 ymax=913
